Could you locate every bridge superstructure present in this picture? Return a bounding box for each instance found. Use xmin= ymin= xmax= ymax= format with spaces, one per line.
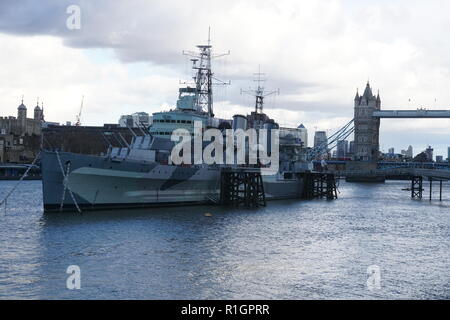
xmin=373 ymin=110 xmax=450 ymax=118
xmin=338 ymin=167 xmax=450 ymax=181
xmin=307 ymin=81 xmax=450 ymax=166
xmin=353 ymin=81 xmax=450 ymax=162
xmin=304 ymin=82 xmax=450 ymax=199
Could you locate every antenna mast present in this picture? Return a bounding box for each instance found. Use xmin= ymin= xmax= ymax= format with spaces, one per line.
xmin=241 ymin=65 xmax=279 ymax=114
xmin=182 ymin=28 xmax=230 ymax=118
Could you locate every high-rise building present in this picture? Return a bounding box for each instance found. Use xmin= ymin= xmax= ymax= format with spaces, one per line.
xmin=388 ymin=147 xmax=395 ymax=154
xmin=337 ymin=140 xmax=349 ymax=158
xmin=297 ymin=124 xmax=308 ymax=147
xmin=314 ymin=131 xmax=328 ymax=158
xmin=349 ymin=141 xmax=355 ymax=155
xmin=314 ymin=131 xmax=327 ymax=148
xmin=406 ymin=145 xmax=413 ymax=158
xmin=447 ymin=147 xmax=450 ymax=162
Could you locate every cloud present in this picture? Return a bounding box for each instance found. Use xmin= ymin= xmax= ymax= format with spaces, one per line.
xmin=0 ymin=34 xmax=181 ymax=126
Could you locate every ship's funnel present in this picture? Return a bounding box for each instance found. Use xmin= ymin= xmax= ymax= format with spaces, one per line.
xmin=232 ymin=114 xmax=247 ymax=131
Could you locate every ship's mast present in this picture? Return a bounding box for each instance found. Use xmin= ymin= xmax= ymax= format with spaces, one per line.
xmin=241 ymin=66 xmax=279 ymax=114
xmin=182 ymin=28 xmax=230 ymax=117
xmin=194 ymin=43 xmax=213 ymax=116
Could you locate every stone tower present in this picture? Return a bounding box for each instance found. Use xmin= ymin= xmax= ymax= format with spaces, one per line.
xmin=34 ymin=101 xmax=43 ymax=121
xmin=353 ymin=82 xmax=380 ymax=162
xmin=17 ymin=98 xmax=27 ymax=133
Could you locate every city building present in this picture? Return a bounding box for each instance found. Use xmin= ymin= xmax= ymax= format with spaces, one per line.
xmin=0 ymin=98 xmax=44 ymax=163
xmin=314 ymin=131 xmax=327 ymax=148
xmin=336 ymin=140 xmax=349 ymax=158
xmin=313 ymin=130 xmax=328 ymax=158
xmin=447 ymin=147 xmax=450 ymax=162
xmin=383 ymin=150 xmax=405 ymax=162
xmin=401 ymin=145 xmax=413 ymax=159
xmin=297 ymin=124 xmax=308 ymax=148
xmin=119 ymin=112 xmax=152 ymax=128
xmin=349 ymin=141 xmax=355 ymax=155
xmin=43 ymin=124 xmax=141 ymax=156
xmin=436 ymin=155 xmax=444 ymax=162
xmin=406 ymin=145 xmax=413 ymax=158
xmin=0 ymin=98 xmax=43 ymax=136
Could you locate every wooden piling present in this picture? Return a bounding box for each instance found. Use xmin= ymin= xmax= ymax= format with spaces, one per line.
xmin=220 ymin=168 xmax=266 ymax=208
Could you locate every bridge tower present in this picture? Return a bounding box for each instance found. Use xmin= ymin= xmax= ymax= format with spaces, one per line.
xmin=353 ymin=82 xmax=380 ymax=162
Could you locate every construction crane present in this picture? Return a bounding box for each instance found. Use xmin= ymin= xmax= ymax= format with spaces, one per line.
xmin=75 ymin=95 xmax=84 ymax=126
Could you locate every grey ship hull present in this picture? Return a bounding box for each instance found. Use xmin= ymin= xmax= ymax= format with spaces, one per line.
xmin=41 ymin=150 xmax=304 ymax=212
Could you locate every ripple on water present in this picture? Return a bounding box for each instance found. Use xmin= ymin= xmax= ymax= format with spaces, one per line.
xmin=0 ymin=180 xmax=449 ymax=299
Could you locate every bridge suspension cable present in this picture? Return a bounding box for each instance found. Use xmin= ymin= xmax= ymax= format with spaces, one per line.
xmin=307 ymin=118 xmax=355 ymax=161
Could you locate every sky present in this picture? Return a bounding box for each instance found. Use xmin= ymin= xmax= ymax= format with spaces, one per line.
xmin=0 ymin=0 xmax=449 ymax=158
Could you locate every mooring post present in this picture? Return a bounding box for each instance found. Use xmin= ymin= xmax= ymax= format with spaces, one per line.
xmin=429 ymin=177 xmax=433 ymax=201
xmin=411 ymin=176 xmax=423 ymax=199
xmin=419 ymin=176 xmax=423 ymax=199
xmin=439 ymin=180 xmax=442 ymax=201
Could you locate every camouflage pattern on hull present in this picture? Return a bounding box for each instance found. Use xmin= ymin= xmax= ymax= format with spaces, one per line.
xmin=41 ymin=151 xmax=220 ymax=212
xmin=41 ymin=151 xmax=304 ymax=212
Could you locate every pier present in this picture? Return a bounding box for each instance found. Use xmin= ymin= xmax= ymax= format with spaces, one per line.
xmin=219 ymin=167 xmax=266 ymax=208
xmin=409 ymin=169 xmax=449 ymax=201
xmin=410 ymin=175 xmax=447 ymax=201
xmin=337 ymin=167 xmax=449 ymax=201
xmin=301 ymin=172 xmax=338 ymax=200
xmin=219 ymin=168 xmax=339 ymax=208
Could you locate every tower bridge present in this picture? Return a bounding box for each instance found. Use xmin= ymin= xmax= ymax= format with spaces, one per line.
xmin=309 ymin=82 xmax=450 ymax=197
xmin=353 ymin=82 xmax=450 ymax=162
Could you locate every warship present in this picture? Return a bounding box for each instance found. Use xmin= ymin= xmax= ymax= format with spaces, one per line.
xmin=41 ymin=38 xmax=310 ymax=212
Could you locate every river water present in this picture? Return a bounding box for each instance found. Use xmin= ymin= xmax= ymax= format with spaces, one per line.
xmin=0 ymin=180 xmax=448 ymax=299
